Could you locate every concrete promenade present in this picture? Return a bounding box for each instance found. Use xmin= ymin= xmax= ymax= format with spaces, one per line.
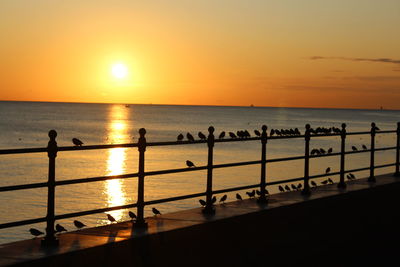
xmin=1 ymin=173 xmax=400 ymax=266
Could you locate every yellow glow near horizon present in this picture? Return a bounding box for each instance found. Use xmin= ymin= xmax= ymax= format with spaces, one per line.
xmin=111 ymin=63 xmax=128 ymax=79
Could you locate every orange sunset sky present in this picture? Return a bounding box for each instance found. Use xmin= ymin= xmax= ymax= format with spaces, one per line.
xmin=0 ymin=0 xmax=399 ymax=109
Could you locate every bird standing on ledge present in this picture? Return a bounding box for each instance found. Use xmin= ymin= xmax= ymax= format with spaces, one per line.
xmin=152 ymin=207 xmax=161 ymax=216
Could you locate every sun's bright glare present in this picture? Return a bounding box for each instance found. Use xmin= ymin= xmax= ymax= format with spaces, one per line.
xmin=111 ymin=63 xmax=128 ymax=79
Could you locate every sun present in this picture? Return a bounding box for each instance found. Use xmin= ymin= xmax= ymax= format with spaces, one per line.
xmin=111 ymin=63 xmax=128 ymax=79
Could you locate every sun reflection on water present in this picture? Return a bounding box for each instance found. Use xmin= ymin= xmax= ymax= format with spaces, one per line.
xmin=104 ymin=105 xmax=129 ymax=221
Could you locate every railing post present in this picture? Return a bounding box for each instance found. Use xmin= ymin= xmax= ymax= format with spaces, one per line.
xmin=134 ymin=128 xmax=148 ymax=228
xmin=203 ymin=126 xmax=215 ymax=214
xmin=395 ymin=122 xmax=400 ymax=177
xmin=42 ymin=130 xmax=59 ymax=246
xmin=368 ymin=122 xmax=376 ymax=182
xmin=338 ymin=123 xmax=347 ymax=189
xmin=302 ymin=124 xmax=311 ymax=195
xmin=258 ymin=125 xmax=268 ymax=203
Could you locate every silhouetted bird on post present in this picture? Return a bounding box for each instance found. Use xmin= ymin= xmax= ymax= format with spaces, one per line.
xmin=219 ymin=194 xmax=227 ymax=203
xmin=73 ymin=220 xmax=86 ymax=229
xmin=177 ymin=133 xmax=184 ymax=141
xmin=284 ymin=185 xmax=291 ymax=191
xmin=351 ymin=146 xmax=358 ymax=151
xmin=328 ymin=178 xmax=334 ymax=184
xmin=152 ymin=207 xmax=161 ymax=216
xmin=229 ymin=132 xmax=237 ymax=139
xmin=55 ymin=224 xmax=67 ymax=233
xmin=326 ymin=167 xmax=331 ymax=174
xmin=270 ymin=129 xmax=275 ymax=136
xmin=327 ymin=148 xmax=333 ymax=154
xmin=291 ymin=184 xmax=297 ymax=191
xmin=186 ymin=160 xmax=195 ymax=168
xmin=311 ymin=181 xmax=317 ymax=187
xmin=254 ymin=130 xmax=261 ymax=137
xmin=349 ymin=173 xmax=356 ymax=179
xmin=107 ymin=214 xmax=116 ymax=223
xmin=219 ymin=131 xmax=226 ymax=139
xmin=72 ymin=138 xmax=83 ymax=146
xmin=236 ymin=193 xmax=242 ymax=200
xmin=278 ymin=185 xmax=285 ymax=192
xmin=199 ymin=199 xmax=206 ymax=206
xmin=186 ymin=133 xmax=195 ymax=142
xmin=321 ymin=180 xmax=328 ymax=185
xmin=346 ymin=174 xmax=352 ymax=180
xmin=198 ymin=132 xmax=206 ymax=140
xmin=128 ymin=211 xmax=137 ymax=220
xmin=362 ymin=144 xmax=367 ymax=150
xmin=319 ymin=148 xmax=326 ymax=154
xmin=29 ymin=228 xmax=44 ymax=237
xmin=212 ymin=196 xmax=217 ymax=204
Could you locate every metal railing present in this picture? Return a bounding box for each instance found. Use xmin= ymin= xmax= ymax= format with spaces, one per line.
xmin=0 ymin=122 xmax=400 ymax=246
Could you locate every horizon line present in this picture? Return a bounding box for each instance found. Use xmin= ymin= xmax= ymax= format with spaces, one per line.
xmin=0 ymin=99 xmax=395 ymax=112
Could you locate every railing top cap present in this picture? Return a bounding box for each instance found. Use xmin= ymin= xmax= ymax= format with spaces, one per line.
xmin=208 ymin=126 xmax=215 ymax=133
xmin=342 ymin=123 xmax=346 ymax=128
xmin=305 ymin=124 xmax=311 ymax=129
xmin=262 ymin=125 xmax=267 ymax=131
xmin=48 ymin=130 xmax=57 ymax=139
xmin=371 ymin=122 xmax=376 ymax=127
xmin=139 ymin=128 xmax=146 ymax=136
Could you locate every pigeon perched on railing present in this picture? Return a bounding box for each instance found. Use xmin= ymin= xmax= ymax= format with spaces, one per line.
xmin=284 ymin=185 xmax=291 ymax=191
xmin=311 ymin=181 xmax=317 ymax=187
xmin=327 ymin=178 xmax=334 ymax=184
xmin=236 ymin=193 xmax=242 ymax=200
xmin=72 ymin=138 xmax=83 ymax=146
xmin=218 ymin=131 xmax=226 ymax=139
xmin=351 ymin=146 xmax=358 ymax=151
xmin=177 ymin=134 xmax=184 ymax=141
xmin=327 ymin=148 xmax=333 ymax=154
xmin=199 ymin=199 xmax=206 ymax=206
xmin=326 ymin=167 xmax=331 ymax=174
xmin=362 ymin=144 xmax=367 ymax=150
xmin=186 ymin=160 xmax=195 ymax=168
xmin=278 ymin=185 xmax=285 ymax=192
xmin=229 ymin=132 xmax=237 ymax=139
xmin=186 ymin=133 xmax=195 ymax=142
xmin=198 ymin=132 xmax=206 ymax=140
xmin=246 ymin=190 xmax=256 ymax=198
xmin=254 ymin=130 xmax=261 ymax=137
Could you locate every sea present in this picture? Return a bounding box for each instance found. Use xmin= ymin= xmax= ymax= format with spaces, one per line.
xmin=0 ymin=101 xmax=399 ymax=244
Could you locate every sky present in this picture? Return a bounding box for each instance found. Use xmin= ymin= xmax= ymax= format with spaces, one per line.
xmin=0 ymin=0 xmax=399 ymax=109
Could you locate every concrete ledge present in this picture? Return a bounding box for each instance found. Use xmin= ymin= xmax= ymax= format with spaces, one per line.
xmin=1 ymin=174 xmax=400 ymax=266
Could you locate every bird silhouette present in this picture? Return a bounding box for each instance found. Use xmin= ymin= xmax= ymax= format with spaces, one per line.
xmin=346 ymin=174 xmax=352 ymax=180
xmin=212 ymin=196 xmax=217 ymax=204
xmin=351 ymin=146 xmax=358 ymax=151
xmin=219 ymin=194 xmax=227 ymax=203
xmin=219 ymin=131 xmax=226 ymax=139
xmin=107 ymin=214 xmax=116 ymax=223
xmin=311 ymin=181 xmax=317 ymax=187
xmin=362 ymin=144 xmax=367 ymax=150
xmin=319 ymin=148 xmax=326 ymax=154
xmin=186 ymin=133 xmax=195 ymax=142
xmin=284 ymin=185 xmax=291 ymax=191
xmin=198 ymin=132 xmax=206 ymax=140
xmin=72 ymin=138 xmax=83 ymax=146
xmin=73 ymin=220 xmax=86 ymax=229
xmin=327 ymin=178 xmax=334 ymax=184
xmin=278 ymin=185 xmax=285 ymax=192
xmin=270 ymin=129 xmax=275 ymax=136
xmin=186 ymin=160 xmax=195 ymax=168
xmin=327 ymin=148 xmax=333 ymax=154
xmin=29 ymin=228 xmax=44 ymax=237
xmin=291 ymin=184 xmax=297 ymax=190
xmin=152 ymin=207 xmax=161 ymax=216
xmin=55 ymin=224 xmax=67 ymax=233
xmin=321 ymin=180 xmax=328 ymax=185
xmin=265 ymin=189 xmax=269 ymax=195
xmin=349 ymin=173 xmax=356 ymax=179
xmin=177 ymin=133 xmax=184 ymax=141
xmin=256 ymin=190 xmax=261 ymax=196
xmin=297 ymin=183 xmax=302 ymax=190
xmin=199 ymin=199 xmax=206 ymax=206
xmin=326 ymin=167 xmax=331 ymax=174
xmin=374 ymin=126 xmax=380 ymax=131
xmin=254 ymin=130 xmax=261 ymax=137
xmin=236 ymin=193 xmax=242 ymax=200
xmin=128 ymin=211 xmax=137 ymax=220
xmin=229 ymin=132 xmax=237 ymax=138
xmin=246 ymin=190 xmax=256 ymax=198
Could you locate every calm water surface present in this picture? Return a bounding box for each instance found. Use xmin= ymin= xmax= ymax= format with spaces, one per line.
xmin=0 ymin=101 xmax=399 ymax=244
